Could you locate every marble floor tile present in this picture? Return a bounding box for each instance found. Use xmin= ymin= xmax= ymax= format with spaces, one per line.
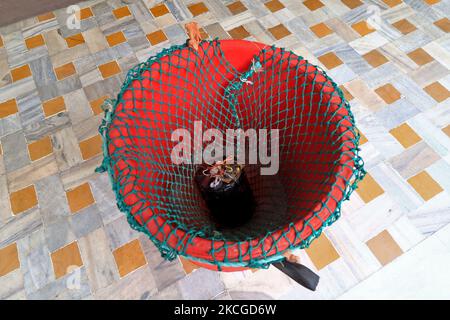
xmin=69 ymin=205 xmax=103 ymax=238
xmin=0 ymin=207 xmax=42 ymax=248
xmin=105 ymin=215 xmax=141 ymax=250
xmin=369 ymin=162 xmax=424 ymax=213
xmin=178 ymin=268 xmax=226 ymax=300
xmin=388 ymin=140 xmax=441 ymax=179
xmin=88 ymin=173 xmax=122 ymax=225
xmin=17 ymin=228 xmax=54 ymax=294
xmin=35 ymin=174 xmax=70 ymax=225
xmin=1 ymin=131 xmax=30 ymax=172
xmin=0 ymin=0 xmax=449 ymax=300
xmin=6 ymin=154 xmax=59 ymax=192
xmin=93 ymin=265 xmax=157 ymax=299
xmin=140 ymin=235 xmax=185 ymax=291
xmin=339 ymin=235 xmax=450 ymax=299
xmin=408 ymin=113 xmax=450 ymax=157
xmin=407 ymin=191 xmax=450 ymax=235
xmin=0 ymin=268 xmax=25 ymax=299
xmin=27 ymin=266 xmax=91 ymax=300
xmin=78 ymin=227 xmax=118 ymax=293
xmin=51 ymin=126 xmax=83 ymax=172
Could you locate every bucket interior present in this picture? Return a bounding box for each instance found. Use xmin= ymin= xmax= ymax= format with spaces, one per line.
xmin=107 ymin=40 xmax=349 ymax=243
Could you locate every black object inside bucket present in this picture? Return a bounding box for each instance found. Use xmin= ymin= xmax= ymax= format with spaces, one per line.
xmin=194 ymin=165 xmax=255 ymax=230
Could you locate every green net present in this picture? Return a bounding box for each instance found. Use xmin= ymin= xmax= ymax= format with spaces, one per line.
xmin=96 ymin=39 xmax=365 ymax=270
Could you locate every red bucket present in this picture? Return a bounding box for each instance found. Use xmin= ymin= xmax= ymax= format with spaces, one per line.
xmin=100 ymin=39 xmax=363 ymax=271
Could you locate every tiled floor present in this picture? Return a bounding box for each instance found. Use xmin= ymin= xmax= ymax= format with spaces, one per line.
xmin=0 ymin=0 xmax=449 ymax=300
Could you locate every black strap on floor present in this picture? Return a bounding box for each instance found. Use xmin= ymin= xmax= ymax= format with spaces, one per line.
xmin=273 ymin=260 xmax=320 ymax=291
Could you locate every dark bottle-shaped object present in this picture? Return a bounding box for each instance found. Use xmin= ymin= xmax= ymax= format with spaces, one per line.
xmin=194 ymin=164 xmax=255 ymax=230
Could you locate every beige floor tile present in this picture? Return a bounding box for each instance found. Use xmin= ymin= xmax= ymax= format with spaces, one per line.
xmin=229 ymin=26 xmax=250 ymax=39
xmin=188 ymin=2 xmax=209 ymax=16
xmin=443 ymin=124 xmax=450 ymax=137
xmin=352 ymin=21 xmax=375 ymax=37
xmin=356 ymin=173 xmax=384 ymax=203
xmin=268 ymin=24 xmax=291 ymax=40
xmin=434 ymin=18 xmax=450 ymax=33
xmin=389 ymin=123 xmax=422 ymax=148
xmin=66 ymin=182 xmax=95 ymax=213
xmin=98 ymin=61 xmax=121 ymax=79
xmin=227 ymin=1 xmax=247 ymax=15
xmin=341 ymin=0 xmax=363 ymax=9
xmin=305 ymin=233 xmax=340 ymax=270
xmin=392 ymin=19 xmax=416 ymax=35
xmin=113 ymin=6 xmax=132 ymax=19
xmin=54 ymin=62 xmax=76 ymax=80
xmin=339 ymin=85 xmax=354 ymax=101
xmin=37 ymin=12 xmax=55 ymax=22
xmin=113 ymin=239 xmax=147 ymax=277
xmin=51 ymin=241 xmax=83 ymax=279
xmin=318 ymin=52 xmax=343 ymax=69
xmin=106 ymin=31 xmax=126 ymax=47
xmin=9 ymin=185 xmax=38 ymax=215
xmin=0 ymin=243 xmax=20 ymax=277
xmin=265 ymin=0 xmax=285 ymax=12
xmin=25 ymin=34 xmax=45 ymax=50
xmin=310 ymin=23 xmax=333 ymax=38
xmin=303 ymin=0 xmax=324 ymax=11
xmin=179 ymin=256 xmax=200 ymax=275
xmin=150 ymin=3 xmax=170 ymax=17
xmin=79 ymin=134 xmax=102 ymax=160
xmin=407 ymin=171 xmax=443 ymax=201
xmin=65 ymin=33 xmax=85 ymax=48
xmin=28 ymin=136 xmax=53 ymax=161
xmin=89 ymin=96 xmax=108 ymax=115
xmin=375 ymin=83 xmax=401 ymax=104
xmin=0 ymin=99 xmax=19 ymax=119
xmin=11 ymin=65 xmax=32 ymax=82
xmin=407 ymin=48 xmax=434 ymax=66
xmin=42 ymin=96 xmax=66 ymax=117
xmin=146 ymin=30 xmax=168 ymax=45
xmin=363 ymin=49 xmax=388 ymax=68
xmin=382 ymin=0 xmax=403 ymax=7
xmin=423 ymin=82 xmax=449 ymax=102
xmin=366 ymin=230 xmax=403 ymax=266
xmin=77 ymin=7 xmax=93 ymax=20
xmin=424 ymin=0 xmax=441 ymax=4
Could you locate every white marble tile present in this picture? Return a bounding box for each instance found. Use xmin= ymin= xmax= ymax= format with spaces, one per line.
xmin=0 ymin=268 xmax=25 ymax=299
xmin=387 ymin=215 xmax=425 ymax=253
xmin=349 ymin=31 xmax=389 ymax=55
xmin=424 ymin=41 xmax=450 ymax=71
xmin=370 ymin=162 xmax=423 ymax=213
xmin=408 ymin=113 xmax=450 ymax=157
xmin=388 ymin=140 xmax=441 ymax=179
xmin=325 ymin=219 xmax=382 ymax=281
xmin=78 ymin=228 xmax=118 ymax=293
xmin=435 ymin=223 xmax=450 ymax=251
xmin=17 ymin=228 xmax=54 ymax=295
xmin=427 ymin=160 xmax=450 ymax=193
xmin=358 ymin=113 xmax=403 ymax=159
xmin=222 ymin=265 xmax=297 ymax=299
xmin=93 ymin=266 xmax=157 ymax=300
xmin=338 ymin=235 xmax=450 ymax=299
xmin=346 ymin=193 xmax=404 ymax=242
xmin=407 ymin=192 xmax=450 ymax=235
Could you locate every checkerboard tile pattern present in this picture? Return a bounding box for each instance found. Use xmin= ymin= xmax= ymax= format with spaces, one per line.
xmin=0 ymin=0 xmax=449 ymax=300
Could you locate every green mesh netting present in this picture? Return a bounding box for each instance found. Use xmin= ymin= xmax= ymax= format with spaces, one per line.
xmin=96 ymin=39 xmax=365 ymax=270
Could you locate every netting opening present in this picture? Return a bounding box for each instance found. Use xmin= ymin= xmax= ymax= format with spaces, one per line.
xmin=97 ymin=39 xmax=365 ymax=269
